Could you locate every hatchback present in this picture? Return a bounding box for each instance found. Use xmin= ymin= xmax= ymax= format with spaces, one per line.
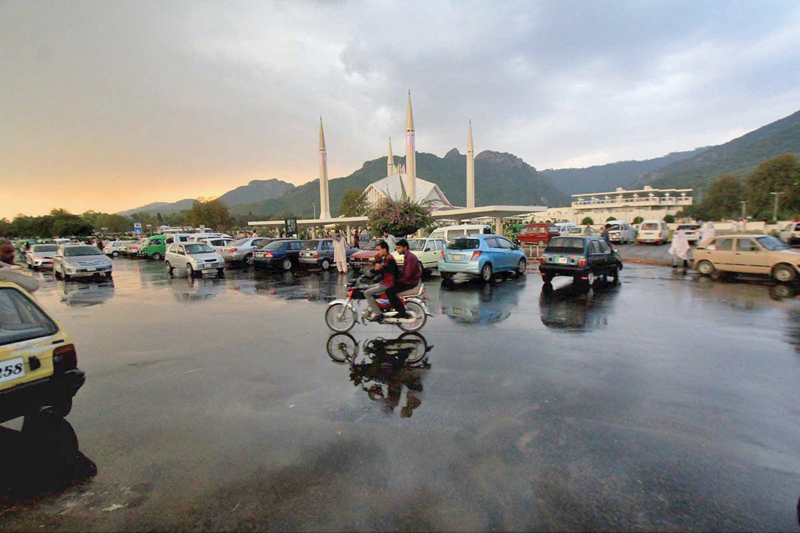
xmin=25 ymin=244 xmax=60 ymax=270
xmin=220 ymin=237 xmax=271 ymax=265
xmin=299 ymin=239 xmax=355 ymax=270
xmin=438 ymin=234 xmax=527 ymax=282
xmin=165 ymin=243 xmax=225 ymax=277
xmin=539 ymin=236 xmax=623 ymax=287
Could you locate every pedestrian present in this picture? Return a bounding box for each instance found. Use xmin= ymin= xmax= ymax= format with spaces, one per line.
xmin=584 ymin=224 xmax=593 ymax=235
xmin=601 ymin=225 xmax=611 ymax=245
xmin=0 ymin=239 xmax=40 ymax=293
xmin=352 ymin=228 xmax=360 ymax=249
xmin=333 ymin=230 xmax=348 ymax=273
xmin=669 ymin=229 xmax=691 ymax=270
xmin=96 ymin=237 xmax=104 ymax=251
xmin=382 ymin=230 xmax=397 ymax=252
xmin=699 ymin=221 xmax=715 ymax=245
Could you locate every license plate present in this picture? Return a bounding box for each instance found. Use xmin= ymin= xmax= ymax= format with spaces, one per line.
xmin=558 ymin=257 xmax=568 ymax=264
xmin=0 ymin=357 xmax=26 ymax=384
xmin=86 ymin=267 xmax=96 ymax=272
xmin=453 ymin=254 xmax=463 ymax=261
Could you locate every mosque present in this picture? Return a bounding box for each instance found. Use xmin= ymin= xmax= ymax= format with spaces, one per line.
xmin=249 ymin=92 xmax=544 ymax=235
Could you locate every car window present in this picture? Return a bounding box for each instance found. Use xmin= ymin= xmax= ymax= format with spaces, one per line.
xmin=231 ymin=238 xmax=249 ymax=247
xmin=795 ymin=224 xmax=800 ymax=232
xmin=290 ymin=242 xmax=303 ymax=250
xmin=321 ymin=241 xmax=331 ymax=251
xmin=641 ymin=223 xmax=658 ymax=230
xmin=407 ymin=240 xmax=426 ymax=251
xmin=265 ymin=240 xmax=286 ymax=251
xmin=484 ymin=237 xmax=500 ymax=248
xmin=448 ymin=229 xmax=466 ymax=239
xmin=716 ymin=238 xmax=733 ymax=251
xmin=756 ymin=235 xmax=789 ymax=251
xmin=253 ymin=239 xmax=266 ymax=247
xmin=185 ymin=244 xmax=214 ymax=254
xmin=737 ymin=239 xmax=758 ymax=252
xmin=303 ymin=240 xmax=319 ymax=250
xmin=63 ymin=246 xmax=103 ymax=257
xmin=33 ymin=245 xmax=59 ymax=252
xmin=165 ymin=237 xmax=174 ymax=245
xmin=546 ymin=237 xmax=585 ymax=253
xmin=436 ymin=240 xmax=445 ymax=251
xmin=599 ymin=241 xmax=612 ymax=254
xmin=0 ymin=287 xmax=59 ymax=346
xmin=167 ymin=244 xmax=177 ymax=253
xmin=447 ymin=238 xmax=480 ymax=250
xmin=589 ymin=241 xmax=602 ymax=254
xmin=497 ymin=238 xmax=514 ymax=249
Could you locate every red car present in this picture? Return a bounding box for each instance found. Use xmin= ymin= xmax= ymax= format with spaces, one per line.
xmin=516 ymin=223 xmax=560 ymax=246
xmin=349 ymin=240 xmax=380 ymax=271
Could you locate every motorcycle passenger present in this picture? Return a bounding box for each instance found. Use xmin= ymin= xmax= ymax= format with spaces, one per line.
xmin=388 ymin=238 xmax=421 ymax=319
xmin=364 ymin=241 xmax=398 ymax=321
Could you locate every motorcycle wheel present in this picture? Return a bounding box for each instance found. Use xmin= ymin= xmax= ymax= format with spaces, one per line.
xmin=398 ymin=332 xmax=429 ymax=364
xmin=398 ymin=301 xmax=426 ymax=332
xmin=325 ymin=303 xmax=356 ymax=332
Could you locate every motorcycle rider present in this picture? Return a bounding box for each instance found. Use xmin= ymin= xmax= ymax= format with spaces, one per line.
xmin=363 ymin=241 xmax=398 ymax=321
xmin=388 ymin=239 xmax=421 ymax=319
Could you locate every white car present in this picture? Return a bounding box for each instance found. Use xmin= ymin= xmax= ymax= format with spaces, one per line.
xmin=780 ymin=222 xmax=800 ymax=246
xmin=605 ymin=221 xmax=635 ymax=244
xmin=637 ymin=219 xmax=670 ymax=244
xmin=187 ymin=232 xmax=231 ymax=242
xmin=25 ymin=244 xmax=60 ymax=270
xmin=165 ymin=243 xmax=225 ymax=277
xmin=391 ymin=237 xmax=447 ymax=272
xmin=53 ymin=244 xmax=113 ymax=281
xmin=193 ymin=236 xmax=235 ymax=253
xmin=220 ymin=237 xmax=270 ymax=264
xmin=429 ymin=224 xmax=491 ymax=243
xmin=555 ymin=222 xmax=578 ymax=237
xmin=676 ymin=224 xmax=700 ymax=243
xmin=102 ymin=240 xmax=128 ymax=257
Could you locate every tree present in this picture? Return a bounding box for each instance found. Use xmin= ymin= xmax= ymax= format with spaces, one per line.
xmin=339 ymin=188 xmax=369 ymax=217
xmin=185 ymin=197 xmax=232 ymax=231
xmin=664 ymin=214 xmax=676 ymax=223
xmin=743 ymin=153 xmax=800 ymax=219
xmin=606 ymin=216 xmax=616 ymax=222
xmin=702 ymin=174 xmax=743 ymax=219
xmin=367 ymin=197 xmax=434 ymax=237
xmin=632 ymin=216 xmax=644 ymax=224
xmin=581 ymin=217 xmax=594 ymax=225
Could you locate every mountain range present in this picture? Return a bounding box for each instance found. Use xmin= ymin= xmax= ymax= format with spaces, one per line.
xmin=119 ymin=108 xmax=800 ymax=218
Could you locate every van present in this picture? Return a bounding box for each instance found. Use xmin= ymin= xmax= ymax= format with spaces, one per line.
xmin=141 ymin=233 xmax=192 ymax=260
xmin=554 ymin=222 xmax=577 ymax=237
xmin=605 ymin=221 xmax=635 ymax=244
xmin=637 ymin=219 xmax=670 ymax=244
xmin=187 ymin=232 xmax=231 ymax=242
xmin=517 ymin=223 xmax=560 ymax=246
xmin=429 ymin=224 xmax=491 ymax=242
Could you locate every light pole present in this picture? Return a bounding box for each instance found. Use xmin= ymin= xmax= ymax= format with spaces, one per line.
xmin=770 ymin=192 xmax=783 ymax=222
xmin=312 ymin=203 xmax=317 ymax=220
xmin=740 ymin=201 xmax=746 ymax=219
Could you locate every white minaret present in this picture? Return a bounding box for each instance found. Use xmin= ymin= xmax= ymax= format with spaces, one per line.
xmin=318 ymin=117 xmax=331 ymax=220
xmin=405 ymin=91 xmax=416 ymax=201
xmin=387 ymin=138 xmax=395 ymax=177
xmin=466 ymin=120 xmax=475 ymax=208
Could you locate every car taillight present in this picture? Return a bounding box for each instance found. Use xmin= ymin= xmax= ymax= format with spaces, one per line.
xmin=470 ymin=251 xmax=482 ymax=261
xmin=265 ymin=252 xmax=273 ymax=258
xmin=578 ymin=258 xmax=587 ymax=267
xmin=53 ymin=344 xmax=77 ymax=372
xmin=314 ymin=253 xmax=319 ymax=258
xmin=539 ymin=256 xmax=546 ymax=264
xmin=440 ymin=250 xmax=444 ymax=259
xmin=35 ymin=256 xmax=42 ymax=259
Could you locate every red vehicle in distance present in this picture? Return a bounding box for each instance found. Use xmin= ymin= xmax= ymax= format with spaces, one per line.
xmin=516 ymin=223 xmax=560 ymax=246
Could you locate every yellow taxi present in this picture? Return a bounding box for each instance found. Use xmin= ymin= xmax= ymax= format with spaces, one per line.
xmin=0 ymin=281 xmax=85 ymax=423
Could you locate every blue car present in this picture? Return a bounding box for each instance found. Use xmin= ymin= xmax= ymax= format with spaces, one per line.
xmin=438 ymin=234 xmax=527 ymax=282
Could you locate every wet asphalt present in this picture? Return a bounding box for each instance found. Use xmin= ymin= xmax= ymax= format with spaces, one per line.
xmin=2 ymin=258 xmax=800 ymax=531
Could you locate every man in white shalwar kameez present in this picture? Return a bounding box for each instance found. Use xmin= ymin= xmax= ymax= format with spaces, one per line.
xmin=698 ymin=221 xmax=716 ymax=245
xmin=333 ymin=231 xmax=348 ymax=273
xmin=669 ymin=229 xmax=691 ymax=270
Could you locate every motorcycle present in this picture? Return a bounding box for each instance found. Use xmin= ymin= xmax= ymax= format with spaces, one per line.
xmin=324 ymin=275 xmax=432 ymax=333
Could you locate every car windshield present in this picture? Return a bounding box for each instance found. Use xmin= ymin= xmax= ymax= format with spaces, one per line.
xmin=447 ymin=238 xmax=480 ymax=250
xmin=33 ymin=245 xmax=59 ymax=252
xmin=407 ymin=240 xmax=425 ymax=251
xmin=756 ymin=235 xmax=790 ymax=251
xmin=185 ymin=244 xmax=214 ymax=254
xmin=303 ymin=240 xmax=319 ymax=250
xmin=0 ymin=288 xmax=59 ymax=346
xmin=264 ymin=240 xmax=289 ymax=250
xmin=546 ymin=237 xmax=585 ymax=253
xmin=568 ymin=228 xmax=583 ymax=234
xmin=677 ymin=225 xmax=698 ymax=231
xmin=361 ymin=239 xmax=379 ymax=250
xmin=230 ymin=238 xmax=249 ymax=246
xmin=641 ymin=223 xmax=659 ymax=230
xmin=63 ymin=246 xmax=103 ymax=257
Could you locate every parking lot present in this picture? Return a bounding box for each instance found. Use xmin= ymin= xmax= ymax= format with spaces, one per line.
xmin=3 ymin=257 xmax=800 ymax=531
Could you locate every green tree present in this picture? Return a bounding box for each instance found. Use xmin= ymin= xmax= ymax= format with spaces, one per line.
xmin=701 ymin=174 xmax=743 ymax=219
xmin=581 ymin=217 xmax=594 ymax=225
xmin=367 ymin=197 xmax=434 ymax=237
xmin=664 ymin=214 xmax=676 ymax=223
xmin=339 ymin=188 xmax=369 ymax=217
xmin=606 ymin=216 xmax=616 ymax=222
xmin=743 ymin=153 xmax=800 ymax=219
xmin=185 ymin=197 xmax=232 ymax=231
xmin=632 ymin=216 xmax=644 ymax=224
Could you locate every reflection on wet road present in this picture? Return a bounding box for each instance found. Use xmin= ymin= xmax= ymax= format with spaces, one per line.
xmin=3 ymin=259 xmax=800 ymax=530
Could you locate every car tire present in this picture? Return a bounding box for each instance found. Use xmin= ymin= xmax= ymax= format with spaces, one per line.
xmin=480 ymin=263 xmax=493 ymax=282
xmin=696 ymin=260 xmax=715 ymax=276
xmin=33 ymin=265 xmax=39 ymax=271
xmin=152 ymin=252 xmax=161 ymax=261
xmin=112 ymin=251 xmax=119 ymax=257
xmin=587 ymin=271 xmax=597 ymax=287
xmin=217 ymin=268 xmax=224 ymax=278
xmin=282 ymin=259 xmax=292 ymax=271
xmin=187 ymin=263 xmax=195 ymax=277
xmin=166 ymin=261 xmax=173 ymax=274
xmin=321 ymin=259 xmax=331 ymax=271
xmin=542 ymin=272 xmax=554 ymax=284
xmin=105 ymin=272 xmax=112 ymax=280
xmin=244 ymin=254 xmax=253 ymax=267
xmin=440 ymin=272 xmax=453 ymax=280
xmin=49 ymin=397 xmax=73 ymax=418
xmin=772 ymin=264 xmax=796 ymax=283
xmin=514 ymin=258 xmax=526 ymax=278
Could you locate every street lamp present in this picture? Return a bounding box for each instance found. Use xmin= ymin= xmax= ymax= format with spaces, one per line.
xmin=770 ymin=192 xmax=783 ymax=222
xmin=312 ymin=203 xmax=317 ymax=220
xmin=740 ymin=201 xmax=746 ymax=219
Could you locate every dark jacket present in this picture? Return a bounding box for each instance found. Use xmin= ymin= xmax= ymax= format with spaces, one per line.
xmin=379 ymin=254 xmax=397 ymax=287
xmin=398 ymin=252 xmax=421 ymax=286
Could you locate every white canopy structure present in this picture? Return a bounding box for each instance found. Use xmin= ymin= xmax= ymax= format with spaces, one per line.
xmin=364 ymin=174 xmax=451 ymax=208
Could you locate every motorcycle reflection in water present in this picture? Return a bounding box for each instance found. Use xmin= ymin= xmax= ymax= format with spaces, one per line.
xmin=0 ymin=413 xmax=96 ymax=502
xmin=326 ymin=333 xmax=433 ymax=418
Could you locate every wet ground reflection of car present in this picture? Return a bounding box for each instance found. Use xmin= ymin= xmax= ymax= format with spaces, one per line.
xmin=539 ymin=280 xmax=620 ymax=331
xmin=327 ymin=333 xmax=432 ymax=418
xmin=438 ymin=277 xmax=525 ymax=325
xmin=56 ymin=279 xmax=115 ymax=307
xmin=250 ymin=269 xmax=349 ymax=302
xmin=167 ymin=275 xmax=227 ymax=302
xmin=0 ymin=414 xmax=96 ymax=502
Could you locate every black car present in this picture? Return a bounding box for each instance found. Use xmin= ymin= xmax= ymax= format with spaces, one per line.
xmin=538 ymin=236 xmax=622 ymax=287
xmin=252 ymin=239 xmax=304 ymax=271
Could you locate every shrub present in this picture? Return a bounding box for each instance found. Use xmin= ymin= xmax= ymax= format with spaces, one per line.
xmin=632 ymin=216 xmax=644 ymax=224
xmin=367 ymin=197 xmax=434 ymax=237
xmin=664 ymin=214 xmax=676 ymax=223
xmin=581 ymin=217 xmax=594 ymax=225
xmin=606 ymin=216 xmax=616 ymax=222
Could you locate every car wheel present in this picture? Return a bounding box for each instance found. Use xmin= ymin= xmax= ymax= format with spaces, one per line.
xmin=33 ymin=265 xmax=39 ymax=271
xmin=217 ymin=268 xmax=225 ymax=278
xmin=440 ymin=272 xmax=453 ymax=280
xmin=696 ymin=260 xmax=715 ymax=276
xmin=244 ymin=254 xmax=254 ymax=267
xmin=587 ymin=271 xmax=596 ymax=287
xmin=152 ymin=252 xmax=161 ymax=261
xmin=514 ymin=258 xmax=526 ymax=278
xmin=610 ymin=266 xmax=619 ymax=285
xmin=542 ymin=272 xmax=554 ymax=284
xmin=166 ymin=261 xmax=173 ymax=274
xmin=772 ymin=264 xmax=796 ymax=283
xmin=321 ymin=259 xmax=331 ymax=271
xmin=112 ymin=251 xmax=119 ymax=257
xmin=63 ymin=267 xmax=71 ymax=282
xmin=480 ymin=263 xmax=493 ymax=282
xmin=187 ymin=263 xmax=195 ymax=277
xmin=105 ymin=272 xmax=112 ymax=280
xmin=282 ymin=258 xmax=292 ymax=271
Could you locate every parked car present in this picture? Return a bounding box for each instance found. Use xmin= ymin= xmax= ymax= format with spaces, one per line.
xmin=165 ymin=243 xmax=225 ymax=277
xmin=187 ymin=232 xmax=231 ymax=242
xmin=676 ymin=224 xmax=700 ymax=243
xmin=102 ymin=240 xmax=128 ymax=257
xmin=539 ymin=236 xmax=623 ymax=287
xmin=0 ymin=281 xmax=85 ymax=423
xmin=570 ymin=226 xmax=597 ymax=236
xmin=516 ymin=223 xmax=560 ymax=246
xmin=350 ymin=240 xmax=381 ymax=271
xmin=693 ymin=234 xmax=800 ymax=282
xmin=438 ymin=234 xmax=527 ymax=282
xmin=194 ymin=236 xmax=235 ymax=253
xmin=25 ymin=244 xmax=60 ymax=270
xmin=298 ymin=239 xmax=355 ymax=270
xmin=53 ymin=245 xmax=113 ymax=281
xmin=554 ymin=222 xmax=578 ymax=237
xmin=252 ymin=239 xmax=304 ymax=271
xmin=220 ymin=237 xmax=271 ymax=265
xmin=392 ymin=237 xmax=447 ymax=273
xmin=120 ymin=239 xmax=144 ymax=257
xmin=605 ymin=221 xmax=636 ymax=244
xmin=429 ymin=224 xmax=492 ymax=242
xmin=637 ymin=219 xmax=670 ymax=244
xmin=779 ymin=221 xmax=800 ymax=246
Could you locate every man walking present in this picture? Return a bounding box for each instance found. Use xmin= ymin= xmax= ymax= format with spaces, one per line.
xmin=386 ymin=239 xmax=421 ymax=319
xmin=363 ymin=241 xmax=397 ymax=320
xmin=333 ymin=230 xmax=348 ymax=273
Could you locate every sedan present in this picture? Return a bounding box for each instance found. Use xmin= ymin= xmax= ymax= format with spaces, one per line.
xmin=539 ymin=236 xmax=622 ymax=287
xmin=438 ymin=234 xmax=527 ymax=282
xmin=165 ymin=243 xmax=225 ymax=277
xmin=693 ymin=234 xmax=800 ymax=282
xmin=53 ymin=245 xmax=113 ymax=281
xmin=252 ymin=239 xmax=304 ymax=271
xmin=220 ymin=237 xmax=271 ymax=265
xmin=25 ymin=244 xmax=60 ymax=270
xmin=350 ymin=240 xmax=380 ymax=271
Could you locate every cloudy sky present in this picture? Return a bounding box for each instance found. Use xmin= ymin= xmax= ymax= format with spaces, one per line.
xmin=2 ymin=0 xmax=799 ymax=218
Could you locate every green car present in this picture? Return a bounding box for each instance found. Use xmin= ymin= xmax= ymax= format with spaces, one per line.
xmin=140 ymin=235 xmax=167 ymax=260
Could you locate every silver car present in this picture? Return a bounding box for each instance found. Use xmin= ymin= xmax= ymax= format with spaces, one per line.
xmin=220 ymin=237 xmax=270 ymax=265
xmin=53 ymin=244 xmax=113 ymax=281
xmin=25 ymin=244 xmax=60 ymax=270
